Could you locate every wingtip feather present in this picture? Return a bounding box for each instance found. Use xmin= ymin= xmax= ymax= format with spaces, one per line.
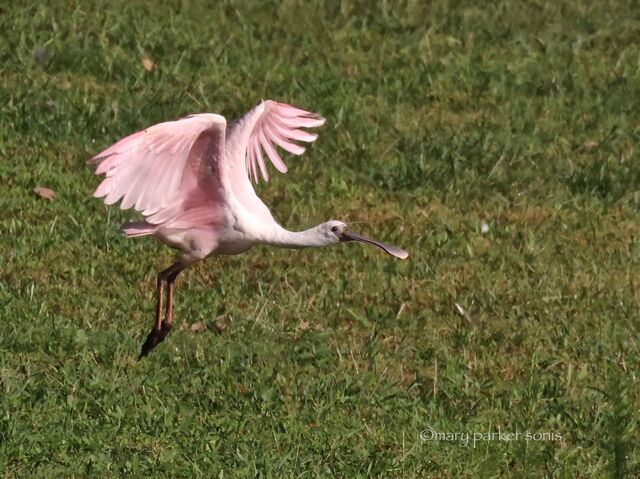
xmin=243 ymin=100 xmax=325 ymax=182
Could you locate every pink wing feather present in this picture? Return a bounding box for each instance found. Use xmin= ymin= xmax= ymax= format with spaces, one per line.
xmin=241 ymin=101 xmax=325 ymax=183
xmin=90 ymin=113 xmax=227 ymax=228
xmin=91 ymin=102 xmax=325 ymax=232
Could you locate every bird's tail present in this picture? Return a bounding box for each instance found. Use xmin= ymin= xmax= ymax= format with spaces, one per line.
xmin=121 ymin=221 xmax=157 ymax=237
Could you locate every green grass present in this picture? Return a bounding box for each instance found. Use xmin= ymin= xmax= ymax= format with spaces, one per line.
xmin=1 ymin=0 xmax=640 ymax=477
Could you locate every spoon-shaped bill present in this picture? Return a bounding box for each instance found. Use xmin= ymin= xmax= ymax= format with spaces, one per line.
xmin=341 ymin=230 xmax=409 ymax=259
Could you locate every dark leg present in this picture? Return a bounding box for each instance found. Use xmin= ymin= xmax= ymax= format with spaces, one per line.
xmin=139 ymin=261 xmax=184 ymax=359
xmin=163 ymin=268 xmax=181 ymax=332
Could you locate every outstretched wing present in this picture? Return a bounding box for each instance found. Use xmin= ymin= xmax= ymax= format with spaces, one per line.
xmin=90 ymin=113 xmax=227 ymax=226
xmin=227 ymin=100 xmax=325 ymax=183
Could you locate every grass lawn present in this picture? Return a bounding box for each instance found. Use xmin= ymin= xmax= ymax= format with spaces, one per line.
xmin=1 ymin=0 xmax=640 ymax=477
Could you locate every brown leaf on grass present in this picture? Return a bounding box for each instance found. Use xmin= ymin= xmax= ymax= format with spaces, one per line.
xmin=298 ymin=320 xmax=311 ymax=331
xmin=187 ymin=319 xmax=227 ymax=334
xmin=190 ymin=321 xmax=207 ymax=332
xmin=584 ymin=140 xmax=598 ymax=151
xmin=141 ymin=57 xmax=154 ymax=71
xmin=211 ymin=320 xmax=226 ymax=334
xmin=235 ymin=383 xmax=250 ymax=394
xmin=33 ymin=186 xmax=55 ymax=201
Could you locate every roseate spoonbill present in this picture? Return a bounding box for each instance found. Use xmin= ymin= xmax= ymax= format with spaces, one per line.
xmin=90 ymin=100 xmax=408 ymax=358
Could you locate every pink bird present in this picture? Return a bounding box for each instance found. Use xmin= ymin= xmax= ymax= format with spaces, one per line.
xmin=90 ymin=100 xmax=408 ymax=358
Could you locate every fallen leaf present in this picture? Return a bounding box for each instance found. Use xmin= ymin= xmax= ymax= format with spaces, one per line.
xmin=235 ymin=383 xmax=250 ymax=394
xmin=298 ymin=320 xmax=311 ymax=331
xmin=190 ymin=321 xmax=207 ymax=332
xmin=141 ymin=57 xmax=154 ymax=71
xmin=584 ymin=140 xmax=598 ymax=151
xmin=34 ymin=186 xmax=55 ymax=201
xmin=211 ymin=320 xmax=226 ymax=334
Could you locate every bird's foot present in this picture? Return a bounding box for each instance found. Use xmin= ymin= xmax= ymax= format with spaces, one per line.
xmin=138 ymin=321 xmax=173 ymax=359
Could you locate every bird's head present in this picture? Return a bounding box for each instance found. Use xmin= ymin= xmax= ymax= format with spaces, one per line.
xmin=319 ymin=220 xmax=409 ymax=259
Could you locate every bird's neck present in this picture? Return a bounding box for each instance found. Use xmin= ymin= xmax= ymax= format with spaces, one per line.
xmin=263 ymin=224 xmax=327 ymax=249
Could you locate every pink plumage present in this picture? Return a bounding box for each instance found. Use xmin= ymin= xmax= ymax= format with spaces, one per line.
xmin=90 ymin=100 xmax=408 ymax=358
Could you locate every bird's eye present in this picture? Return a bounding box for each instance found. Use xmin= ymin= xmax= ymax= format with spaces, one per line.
xmin=331 ymin=226 xmax=338 ymax=233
